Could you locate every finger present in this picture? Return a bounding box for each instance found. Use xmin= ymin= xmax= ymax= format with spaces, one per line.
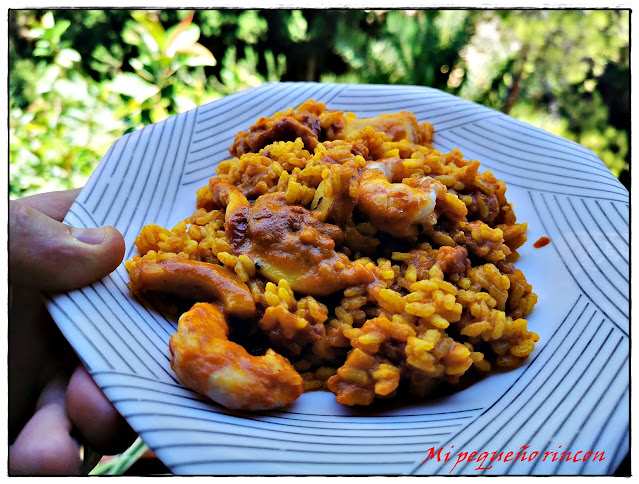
xmin=9 ymin=294 xmax=76 ymax=443
xmin=8 ymin=288 xmax=54 ymax=441
xmin=9 ymin=378 xmax=82 ymax=475
xmin=66 ymin=366 xmax=137 ymax=456
xmin=34 ymin=373 xmax=68 ymax=411
xmin=9 ymin=200 xmax=125 ymax=290
xmin=17 ymin=188 xmax=83 ymax=222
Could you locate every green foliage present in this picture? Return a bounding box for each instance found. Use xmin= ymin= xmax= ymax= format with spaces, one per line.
xmin=467 ymin=10 xmax=628 ymax=104
xmin=10 ymin=9 xmax=629 ymax=199
xmin=111 ymin=11 xmax=217 ymax=125
xmin=89 ymin=438 xmax=149 ymax=475
xmin=237 ymin=10 xmax=268 ymax=44
xmin=464 ymin=10 xmax=629 ymax=178
xmin=286 ymin=10 xmax=308 ymax=43
xmin=10 ymin=11 xmax=127 ymax=196
xmin=555 ymin=90 xmax=628 ymax=177
xmin=212 ymin=45 xmax=286 ymax=95
xmin=509 ymin=90 xmax=628 ymax=177
xmin=327 ymin=10 xmax=477 ymax=93
xmin=10 ymin=10 xmax=224 ymax=197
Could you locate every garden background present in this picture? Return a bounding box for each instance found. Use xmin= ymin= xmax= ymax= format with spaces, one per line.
xmin=9 ymin=9 xmax=630 ymax=200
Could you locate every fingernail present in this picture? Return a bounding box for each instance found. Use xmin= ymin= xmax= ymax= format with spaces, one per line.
xmin=72 ymin=227 xmax=106 ymax=245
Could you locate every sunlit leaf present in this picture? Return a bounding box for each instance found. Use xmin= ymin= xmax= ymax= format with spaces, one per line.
xmin=28 ymin=27 xmax=45 ymax=39
xmin=166 ymin=24 xmax=200 ymax=58
xmin=140 ymin=30 xmax=161 ymax=56
xmin=237 ymin=10 xmax=268 ymax=44
xmin=35 ymin=64 xmax=60 ymax=94
xmin=264 ymin=50 xmax=286 ymax=81
xmin=54 ymin=77 xmax=89 ymax=102
xmin=110 ymin=72 xmax=160 ymax=103
xmin=48 ymin=19 xmax=71 ymax=45
xmin=130 ymin=11 xmax=166 ymax=52
xmin=180 ymin=56 xmax=217 ymax=68
xmin=165 ymin=11 xmax=194 ymax=54
xmin=33 ymin=45 xmax=51 ymax=57
xmin=287 ymin=10 xmax=308 ymax=43
xmin=121 ymin=24 xmax=142 ymax=47
xmin=56 ymin=48 xmax=81 ymax=68
xmin=174 ymin=94 xmax=197 ymax=112
xmin=175 ymin=43 xmax=216 ymax=66
xmin=128 ymin=57 xmax=145 ymax=73
xmin=42 ymin=11 xmax=55 ymax=29
xmin=150 ymin=105 xmax=169 ymax=123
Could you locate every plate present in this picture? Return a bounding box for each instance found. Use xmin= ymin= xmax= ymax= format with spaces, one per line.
xmin=46 ymin=82 xmax=629 ymax=475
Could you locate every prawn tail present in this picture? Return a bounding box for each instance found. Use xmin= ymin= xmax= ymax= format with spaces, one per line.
xmin=170 ymin=303 xmax=303 ymax=411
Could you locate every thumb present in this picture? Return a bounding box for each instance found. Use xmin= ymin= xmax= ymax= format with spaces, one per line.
xmin=9 ymin=200 xmax=126 ymax=291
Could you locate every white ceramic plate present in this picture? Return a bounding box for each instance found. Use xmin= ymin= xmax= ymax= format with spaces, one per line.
xmin=46 ymin=82 xmax=629 ymax=475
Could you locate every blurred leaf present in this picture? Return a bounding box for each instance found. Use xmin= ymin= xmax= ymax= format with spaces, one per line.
xmin=121 ymin=23 xmax=142 ymax=47
xmin=176 ymin=42 xmax=216 ymax=66
xmin=90 ymin=44 xmax=123 ymax=74
xmin=110 ymin=72 xmax=160 ymax=102
xmin=53 ymin=77 xmax=88 ymax=102
xmin=332 ymin=10 xmax=474 ymax=91
xmin=128 ymin=57 xmax=153 ymax=80
xmin=180 ymin=55 xmax=217 ymax=67
xmin=27 ymin=27 xmax=45 ymax=39
xmin=56 ymin=47 xmax=81 ymax=67
xmin=264 ymin=50 xmax=286 ymax=81
xmin=166 ymin=24 xmax=200 ymax=57
xmin=35 ymin=64 xmax=60 ymax=94
xmin=47 ymin=19 xmax=71 ymax=45
xmin=42 ymin=11 xmax=54 ymax=29
xmin=130 ymin=11 xmax=165 ymax=52
xmin=237 ymin=10 xmax=268 ymax=44
xmin=165 ymin=11 xmax=194 ymax=55
xmin=33 ymin=46 xmax=51 ymax=57
xmin=287 ymin=10 xmax=308 ymax=42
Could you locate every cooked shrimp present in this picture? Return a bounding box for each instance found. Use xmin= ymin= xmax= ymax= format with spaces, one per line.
xmin=357 ymin=168 xmax=446 ymax=239
xmin=366 ymin=157 xmax=420 ymax=182
xmin=169 ymin=302 xmax=304 ymax=410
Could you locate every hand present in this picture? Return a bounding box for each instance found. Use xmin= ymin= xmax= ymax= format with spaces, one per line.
xmin=9 ymin=189 xmax=137 ymax=475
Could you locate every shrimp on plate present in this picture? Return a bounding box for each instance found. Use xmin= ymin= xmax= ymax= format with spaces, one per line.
xmin=129 ymin=255 xmax=302 ymax=410
xmin=356 ymin=163 xmax=448 ymax=239
xmin=169 ymin=302 xmax=303 ymax=410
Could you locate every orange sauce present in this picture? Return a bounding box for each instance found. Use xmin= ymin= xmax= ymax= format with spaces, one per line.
xmin=533 ymin=236 xmax=551 ymax=248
